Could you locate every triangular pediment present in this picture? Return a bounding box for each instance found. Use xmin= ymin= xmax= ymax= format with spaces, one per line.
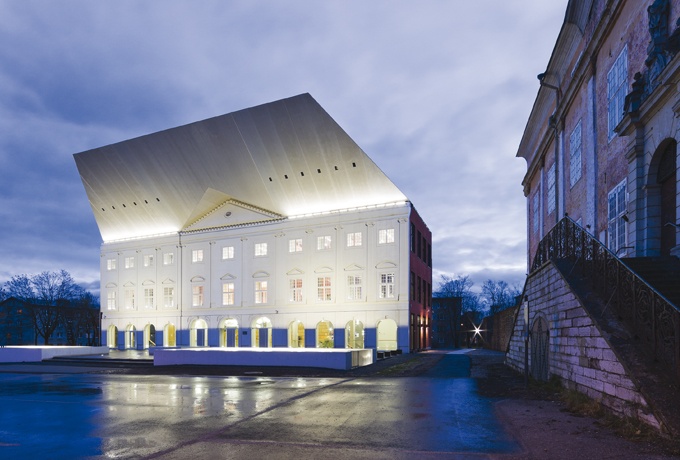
xmin=220 ymin=273 xmax=237 ymax=280
xmin=162 ymin=278 xmax=175 ymax=285
xmin=253 ymin=271 xmax=270 ymax=278
xmin=123 ymin=281 xmax=135 ymax=288
xmin=286 ymin=268 xmax=305 ymax=276
xmin=183 ymin=189 xmax=283 ymax=232
xmin=314 ymin=266 xmax=334 ymax=274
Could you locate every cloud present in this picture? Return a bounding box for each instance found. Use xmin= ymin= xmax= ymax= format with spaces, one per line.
xmin=0 ymin=0 xmax=567 ymax=294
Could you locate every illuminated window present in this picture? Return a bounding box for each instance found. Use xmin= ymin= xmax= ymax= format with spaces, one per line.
xmin=255 ymin=281 xmax=268 ymax=304
xmin=106 ymin=259 xmax=117 ymax=271
xmin=143 ymin=254 xmax=154 ymax=267
xmin=192 ymin=285 xmax=204 ymax=307
xmin=222 ymin=282 xmax=235 ymax=306
xmin=347 ymin=275 xmax=362 ymax=300
xmin=124 ymin=256 xmax=135 ymax=269
xmin=255 ymin=243 xmax=268 ymax=257
xmin=222 ymin=246 xmax=234 ymax=260
xmin=124 ymin=289 xmax=135 ymax=309
xmin=317 ymin=235 xmax=332 ymax=250
xmin=346 ymin=232 xmax=362 ymax=247
xmin=163 ymin=287 xmax=174 ymax=308
xmin=192 ymin=249 xmax=204 ymax=263
xmin=163 ymin=252 xmax=174 ymax=265
xmin=107 ymin=290 xmax=116 ymax=310
xmin=143 ymin=288 xmax=154 ymax=309
xmin=378 ymin=228 xmax=395 ymax=244
xmin=290 ymin=279 xmax=303 ymax=302
xmin=289 ymin=239 xmax=303 ymax=253
xmin=317 ymin=277 xmax=332 ymax=301
xmin=380 ymin=273 xmax=396 ymax=299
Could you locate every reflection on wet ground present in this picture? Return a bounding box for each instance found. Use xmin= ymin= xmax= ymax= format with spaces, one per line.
xmin=0 ymin=355 xmax=518 ymax=459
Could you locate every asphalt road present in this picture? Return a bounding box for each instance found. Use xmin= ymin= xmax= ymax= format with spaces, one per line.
xmin=0 ymin=352 xmax=521 ymax=459
xmin=0 ymin=351 xmax=676 ymax=459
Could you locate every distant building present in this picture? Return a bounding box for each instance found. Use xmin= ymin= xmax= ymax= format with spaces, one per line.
xmin=431 ymin=297 xmax=461 ymax=348
xmin=74 ymin=94 xmax=432 ymax=354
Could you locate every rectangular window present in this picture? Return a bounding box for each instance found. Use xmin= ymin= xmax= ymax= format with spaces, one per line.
xmin=255 ymin=243 xmax=268 ymax=257
xmin=192 ymin=249 xmax=204 ymax=263
xmin=163 ymin=287 xmax=175 ymax=308
xmin=255 ymin=281 xmax=268 ymax=304
xmin=222 ymin=283 xmax=235 ymax=306
xmin=346 ymin=232 xmax=362 ymax=247
xmin=380 ymin=273 xmax=396 ymax=299
xmin=192 ymin=285 xmax=204 ymax=307
xmin=222 ymin=246 xmax=234 ymax=260
xmin=417 ymin=275 xmax=422 ymax=303
xmin=547 ymin=163 xmax=556 ymax=214
xmin=289 ymin=239 xmax=303 ymax=253
xmin=608 ymin=179 xmax=627 ymax=254
xmin=532 ymin=192 xmax=540 ymax=234
xmin=378 ymin=228 xmax=395 ymax=244
xmin=163 ymin=252 xmax=174 ymax=265
xmin=124 ymin=289 xmax=135 ymax=309
xmin=608 ymin=46 xmax=628 ymax=140
xmin=347 ymin=275 xmax=363 ymax=300
xmin=289 ymin=279 xmax=303 ymax=302
xmin=143 ymin=254 xmax=154 ymax=267
xmin=317 ymin=235 xmax=332 ymax=250
xmin=317 ymin=277 xmax=332 ymax=301
xmin=106 ymin=258 xmax=117 ymax=271
xmin=125 ymin=256 xmax=135 ymax=269
xmin=107 ymin=290 xmax=116 ymax=310
xmin=410 ymin=223 xmax=416 ymax=253
xmin=144 ymin=288 xmax=154 ymax=309
xmin=569 ymin=120 xmax=582 ymax=187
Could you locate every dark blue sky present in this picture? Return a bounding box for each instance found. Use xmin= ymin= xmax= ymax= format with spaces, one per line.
xmin=0 ymin=1 xmax=566 ymax=295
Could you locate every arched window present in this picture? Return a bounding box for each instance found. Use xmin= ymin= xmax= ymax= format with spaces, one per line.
xmin=251 ymin=316 xmax=272 ymax=348
xmin=107 ymin=324 xmax=118 ymax=349
xmin=288 ymin=320 xmax=305 ymax=348
xmin=124 ymin=324 xmax=136 ymax=350
xmin=163 ymin=323 xmax=176 ymax=347
xmin=219 ymin=318 xmax=239 ymax=347
xmin=316 ymin=320 xmax=334 ymax=348
xmin=376 ymin=319 xmax=398 ymax=351
xmin=190 ymin=318 xmax=208 ymax=347
xmin=345 ymin=319 xmax=364 ymax=349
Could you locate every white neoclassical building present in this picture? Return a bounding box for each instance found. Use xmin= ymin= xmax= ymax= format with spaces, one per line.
xmin=74 ymin=94 xmax=432 ymax=353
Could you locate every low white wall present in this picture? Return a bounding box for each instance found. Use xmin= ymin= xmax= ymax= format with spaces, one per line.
xmin=154 ymin=347 xmax=374 ymax=370
xmin=0 ymin=346 xmax=109 ymax=363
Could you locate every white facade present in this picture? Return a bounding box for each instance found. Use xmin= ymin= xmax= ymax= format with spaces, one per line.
xmin=76 ymin=94 xmax=428 ymax=353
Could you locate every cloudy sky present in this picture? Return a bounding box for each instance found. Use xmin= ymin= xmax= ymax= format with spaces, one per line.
xmin=0 ymin=1 xmax=566 ymax=295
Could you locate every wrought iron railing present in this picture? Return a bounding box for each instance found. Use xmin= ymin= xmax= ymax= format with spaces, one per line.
xmin=531 ymin=217 xmax=680 ymax=381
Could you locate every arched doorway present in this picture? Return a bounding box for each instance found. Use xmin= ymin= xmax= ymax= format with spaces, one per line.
xmin=163 ymin=323 xmax=176 ymax=347
xmin=219 ymin=318 xmax=239 ymax=347
xmin=143 ymin=324 xmax=156 ymax=349
xmin=530 ymin=316 xmax=549 ymax=382
xmin=107 ymin=325 xmax=118 ymax=348
xmin=376 ymin=318 xmax=398 ymax=350
xmin=288 ymin=320 xmax=305 ymax=348
xmin=124 ymin=324 xmax=136 ymax=350
xmin=190 ymin=318 xmax=208 ymax=347
xmin=251 ymin=317 xmax=272 ymax=348
xmin=657 ymin=140 xmax=677 ymax=255
xmin=316 ymin=320 xmax=334 ymax=348
xmin=345 ymin=319 xmax=364 ymax=349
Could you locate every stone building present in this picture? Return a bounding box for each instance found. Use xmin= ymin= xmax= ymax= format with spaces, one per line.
xmin=74 ymin=94 xmax=432 ymax=354
xmin=509 ymin=0 xmax=680 ymax=432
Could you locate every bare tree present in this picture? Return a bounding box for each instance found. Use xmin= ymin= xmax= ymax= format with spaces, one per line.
xmin=435 ymin=274 xmax=481 ymax=313
xmin=481 ymin=279 xmax=521 ymax=315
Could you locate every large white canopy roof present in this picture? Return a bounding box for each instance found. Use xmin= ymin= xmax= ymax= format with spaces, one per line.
xmin=74 ymin=93 xmax=406 ymax=242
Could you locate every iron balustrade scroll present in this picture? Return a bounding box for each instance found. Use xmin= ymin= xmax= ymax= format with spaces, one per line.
xmin=531 ymin=217 xmax=680 ymax=382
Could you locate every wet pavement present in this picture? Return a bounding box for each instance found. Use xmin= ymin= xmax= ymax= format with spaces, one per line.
xmin=0 ymin=350 xmax=676 ymax=459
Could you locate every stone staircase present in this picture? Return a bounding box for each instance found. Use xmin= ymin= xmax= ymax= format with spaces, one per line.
xmin=621 ymin=256 xmax=680 ymax=308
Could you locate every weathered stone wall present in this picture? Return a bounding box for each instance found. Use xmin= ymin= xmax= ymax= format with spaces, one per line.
xmin=506 ymin=262 xmax=660 ymax=428
xmin=482 ymin=306 xmax=518 ymax=352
